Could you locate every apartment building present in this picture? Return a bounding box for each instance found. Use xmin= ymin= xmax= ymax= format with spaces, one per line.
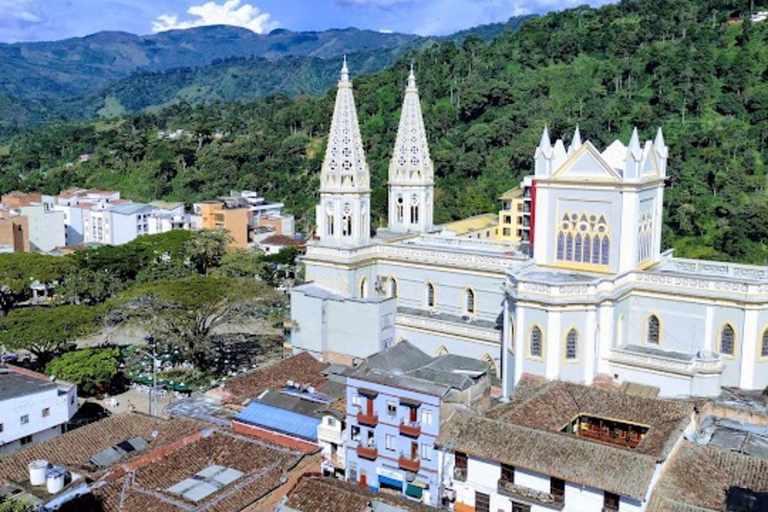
xmin=345 ymin=341 xmax=491 ymax=506
xmin=0 ymin=366 xmax=78 ymax=456
xmin=197 ymin=200 xmax=253 ymax=248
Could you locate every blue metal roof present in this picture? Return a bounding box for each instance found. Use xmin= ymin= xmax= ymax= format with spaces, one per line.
xmin=234 ymin=401 xmax=321 ymax=441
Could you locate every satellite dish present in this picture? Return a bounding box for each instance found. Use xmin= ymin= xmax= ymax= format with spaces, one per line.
xmin=151 ymin=431 xmax=159 ymax=439
xmin=202 ymin=428 xmax=214 ymax=439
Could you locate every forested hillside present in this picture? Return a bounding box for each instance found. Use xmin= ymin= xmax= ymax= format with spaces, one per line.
xmin=0 ymin=0 xmax=766 ymax=263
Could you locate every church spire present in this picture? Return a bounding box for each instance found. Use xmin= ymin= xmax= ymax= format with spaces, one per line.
xmin=568 ymin=125 xmax=582 ymax=154
xmin=387 ymin=65 xmax=434 ymax=232
xmin=315 ymin=58 xmax=371 ymax=245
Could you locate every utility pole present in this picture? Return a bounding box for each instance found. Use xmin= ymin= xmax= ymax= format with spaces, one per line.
xmin=143 ymin=335 xmax=159 ymax=416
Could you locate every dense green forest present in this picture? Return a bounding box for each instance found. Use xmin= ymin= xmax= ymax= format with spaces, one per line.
xmin=0 ymin=0 xmax=766 ymax=263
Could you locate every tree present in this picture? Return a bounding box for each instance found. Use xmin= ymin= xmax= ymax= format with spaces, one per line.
xmin=0 ymin=305 xmax=98 ymax=365
xmin=0 ymin=500 xmax=36 ymax=512
xmin=185 ymin=229 xmax=231 ymax=275
xmin=212 ymin=248 xmax=266 ymax=279
xmin=45 ymin=347 xmax=121 ymax=396
xmin=107 ymin=276 xmax=282 ymax=367
xmin=0 ymin=253 xmax=75 ymax=314
xmin=57 ymin=267 xmax=124 ymax=306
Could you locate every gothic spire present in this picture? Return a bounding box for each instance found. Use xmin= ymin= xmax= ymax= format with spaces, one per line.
xmin=569 ymin=125 xmax=582 ymax=154
xmin=388 ymin=65 xmax=433 ymax=186
xmin=320 ymin=58 xmax=370 ymax=193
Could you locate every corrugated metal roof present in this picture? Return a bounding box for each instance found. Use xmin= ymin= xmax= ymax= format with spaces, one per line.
xmin=234 ymin=401 xmax=321 ymax=441
xmin=108 ymin=202 xmax=154 ymax=215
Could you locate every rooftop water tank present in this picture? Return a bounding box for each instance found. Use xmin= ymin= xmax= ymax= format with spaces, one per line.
xmin=28 ymin=460 xmax=49 ymax=486
xmin=46 ymin=467 xmax=66 ymax=494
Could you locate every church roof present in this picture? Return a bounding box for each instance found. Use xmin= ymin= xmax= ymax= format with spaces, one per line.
xmin=319 ymin=57 xmax=369 ymax=193
xmin=388 ymin=66 xmax=433 ymax=186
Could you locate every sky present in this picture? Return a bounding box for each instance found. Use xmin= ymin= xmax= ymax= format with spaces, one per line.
xmin=0 ymin=0 xmax=616 ymax=43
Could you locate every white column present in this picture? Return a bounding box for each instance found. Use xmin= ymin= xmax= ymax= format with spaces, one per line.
xmin=740 ymin=309 xmax=758 ymax=389
xmin=596 ymin=305 xmax=614 ymax=375
xmin=703 ymin=306 xmax=714 ymax=352
xmin=514 ymin=307 xmax=525 ymax=387
xmin=502 ymin=298 xmax=512 ymax=400
xmin=532 ymin=188 xmax=550 ymax=264
xmin=619 ymin=192 xmax=639 ymax=273
xmin=546 ymin=310 xmax=561 ymax=379
xmin=583 ymin=309 xmax=597 ymax=385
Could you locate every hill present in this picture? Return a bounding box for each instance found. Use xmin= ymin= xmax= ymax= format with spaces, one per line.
xmin=0 ymin=0 xmax=765 ymax=264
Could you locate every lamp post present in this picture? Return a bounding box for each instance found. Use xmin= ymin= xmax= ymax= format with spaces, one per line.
xmin=136 ymin=336 xmax=159 ymax=416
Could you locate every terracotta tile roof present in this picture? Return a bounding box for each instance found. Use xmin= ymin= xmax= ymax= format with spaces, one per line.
xmin=648 ymin=442 xmax=768 ymax=512
xmin=223 ymin=353 xmax=330 ymax=405
xmin=438 ymin=412 xmax=658 ymax=500
xmin=485 ymin=379 xmax=694 ymax=459
xmin=85 ymin=431 xmax=304 ymax=512
xmin=0 ymin=413 xmax=202 ymax=484
xmin=260 ymin=235 xmax=305 ymax=247
xmin=283 ymin=474 xmax=438 ymax=512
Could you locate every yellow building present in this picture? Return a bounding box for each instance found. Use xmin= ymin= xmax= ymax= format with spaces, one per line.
xmin=199 ymin=201 xmax=252 ymax=248
xmin=498 ymin=176 xmax=533 ymax=245
xmin=442 ymin=213 xmax=499 ymax=239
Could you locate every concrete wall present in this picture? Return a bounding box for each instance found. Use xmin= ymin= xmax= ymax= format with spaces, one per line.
xmin=20 ymin=205 xmax=65 ymax=252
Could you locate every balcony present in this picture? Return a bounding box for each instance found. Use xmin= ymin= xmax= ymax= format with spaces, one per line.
xmin=398 ymin=454 xmax=421 ymax=473
xmin=356 ymin=444 xmax=378 ymax=460
xmin=356 ymin=411 xmax=378 ymax=427
xmin=453 ymin=467 xmax=467 ymax=482
xmin=497 ymin=480 xmax=565 ymax=510
xmin=399 ymin=421 xmax=421 ymax=438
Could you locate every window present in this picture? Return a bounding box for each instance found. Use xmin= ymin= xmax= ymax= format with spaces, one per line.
xmin=381 ymin=313 xmax=393 ymax=329
xmin=550 ymin=477 xmax=565 ymax=502
xmin=475 ymin=491 xmax=490 ymax=512
xmin=326 ymin=214 xmax=334 ymax=235
xmin=342 ymin=214 xmax=352 ymax=237
xmin=20 ymin=415 xmax=29 ymax=425
xmin=425 ymin=282 xmax=435 ymax=309
xmin=719 ymin=324 xmax=735 ymax=356
xmin=351 ymin=426 xmax=361 ymax=441
xmin=455 ymin=452 xmax=468 ymax=469
xmin=420 ymin=443 xmax=432 ymax=461
xmin=327 ymin=417 xmax=336 ymax=427
xmin=352 ymin=394 xmax=360 ymax=407
xmin=359 ymin=278 xmax=367 ymax=298
xmin=70 ymin=395 xmax=75 ymax=405
xmin=647 ymin=315 xmax=660 ymax=345
xmin=0 ymin=423 xmax=3 ymax=432
xmin=529 ymin=326 xmax=543 ymax=358
xmin=20 ymin=435 xmax=33 ymax=446
xmin=42 ymin=408 xmax=50 ymax=418
xmin=557 ymin=212 xmax=610 ymax=266
xmin=512 ymin=503 xmax=531 ymax=512
xmin=396 ymin=196 xmax=404 ymax=223
xmin=386 ymin=402 xmax=397 ymax=417
xmin=465 ymin=288 xmax=476 ymax=315
xmin=385 ymin=434 xmax=395 ymax=451
xmin=762 ymin=328 xmax=768 ymax=358
xmin=388 ymin=278 xmax=398 ymax=298
xmin=565 ymin=329 xmax=578 ymax=360
xmin=604 ymin=491 xmax=620 ymax=511
xmin=501 ymin=463 xmax=515 ymax=483
xmin=421 ymin=410 xmax=433 ymax=426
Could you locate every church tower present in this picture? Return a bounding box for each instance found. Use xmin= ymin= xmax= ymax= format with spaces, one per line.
xmin=316 ymin=57 xmax=371 ymax=246
xmin=388 ymin=65 xmax=434 ymax=232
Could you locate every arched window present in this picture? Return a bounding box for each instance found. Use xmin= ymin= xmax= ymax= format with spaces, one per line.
xmin=761 ymin=328 xmax=768 ymax=358
xmin=647 ymin=315 xmax=660 ymax=345
xmin=342 ymin=215 xmax=352 ymax=237
xmin=426 ymin=282 xmax=435 ymax=309
xmin=396 ymin=196 xmax=404 ymax=223
xmin=574 ymin=234 xmax=583 ymax=262
xmin=601 ymin=237 xmax=610 ymax=265
xmin=565 ymin=329 xmax=578 ymax=360
xmin=719 ymin=324 xmax=735 ymax=356
xmin=583 ymin=235 xmax=591 ymax=264
xmin=326 ymin=214 xmax=334 ymax=236
xmin=557 ymin=232 xmax=565 ymax=260
xmin=359 ymin=278 xmax=368 ymax=298
xmin=388 ymin=277 xmax=398 ymax=298
xmin=508 ymin=318 xmax=515 ymax=350
xmin=556 ymin=212 xmax=611 ymax=266
xmin=592 ymin=236 xmax=600 ymax=264
xmin=565 ymin=233 xmax=574 ymax=260
xmin=464 ymin=288 xmax=476 ymax=315
xmin=530 ymin=326 xmax=543 ymax=358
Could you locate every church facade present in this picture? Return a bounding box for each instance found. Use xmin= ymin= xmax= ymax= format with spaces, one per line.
xmin=290 ymin=61 xmax=768 ymax=398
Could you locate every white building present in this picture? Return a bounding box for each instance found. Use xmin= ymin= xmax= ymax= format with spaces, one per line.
xmin=55 ymin=189 xmax=122 ymax=246
xmin=19 ymin=204 xmax=65 ymax=253
xmin=437 ymin=378 xmax=695 ymax=512
xmin=147 ymin=201 xmax=190 ymax=235
xmin=83 ymin=202 xmax=158 ymax=245
xmin=0 ymin=366 xmax=78 ymax=456
xmin=290 ymin=60 xmax=768 ymax=399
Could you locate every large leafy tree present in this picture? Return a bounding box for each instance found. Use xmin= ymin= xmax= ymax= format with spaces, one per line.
xmin=185 ymin=229 xmax=232 ymax=275
xmin=107 ymin=276 xmax=282 ymax=367
xmin=0 ymin=305 xmax=98 ymax=364
xmin=45 ymin=347 xmax=121 ymax=396
xmin=0 ymin=253 xmax=75 ymax=314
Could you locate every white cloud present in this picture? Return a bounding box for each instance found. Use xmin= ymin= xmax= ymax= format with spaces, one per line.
xmin=151 ymin=0 xmax=278 ymax=34
xmin=0 ymin=0 xmax=45 ymax=24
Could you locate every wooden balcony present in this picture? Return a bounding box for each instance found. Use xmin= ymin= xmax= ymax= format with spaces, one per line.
xmin=399 ymin=421 xmax=421 ymax=438
xmin=356 ymin=444 xmax=378 ymax=460
xmin=356 ymin=411 xmax=379 ymax=427
xmin=577 ymin=429 xmax=642 ymax=449
xmin=398 ymin=455 xmax=421 ymax=473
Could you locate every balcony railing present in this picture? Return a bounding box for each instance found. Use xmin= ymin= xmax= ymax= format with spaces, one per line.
xmin=399 ymin=420 xmax=421 ymax=438
xmin=497 ymin=480 xmax=565 ymax=509
xmin=453 ymin=467 xmax=467 ymax=482
xmin=398 ymin=454 xmax=421 ymax=473
xmin=356 ymin=411 xmax=379 ymax=427
xmin=356 ymin=444 xmax=378 ymax=460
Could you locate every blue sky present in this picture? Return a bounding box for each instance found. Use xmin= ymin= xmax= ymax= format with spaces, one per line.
xmin=0 ymin=0 xmax=615 ymax=43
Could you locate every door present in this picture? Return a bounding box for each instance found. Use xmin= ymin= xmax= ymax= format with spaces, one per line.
xmin=366 ymin=397 xmax=373 ymax=416
xmin=360 ymin=470 xmax=367 ymax=488
xmin=410 ymin=406 xmax=418 ymax=423
xmin=411 ymin=442 xmax=418 ymax=460
xmin=475 ymin=491 xmax=490 ymax=512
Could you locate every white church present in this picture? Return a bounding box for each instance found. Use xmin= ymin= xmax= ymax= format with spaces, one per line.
xmin=290 ymin=60 xmax=768 ymax=398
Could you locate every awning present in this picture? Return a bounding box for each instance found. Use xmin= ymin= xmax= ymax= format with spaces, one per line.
xmin=405 ymin=484 xmax=423 ymax=499
xmin=358 ymin=388 xmax=379 ymax=397
xmin=379 ymin=476 xmax=403 ymax=490
xmin=399 ymin=397 xmax=421 ymax=407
